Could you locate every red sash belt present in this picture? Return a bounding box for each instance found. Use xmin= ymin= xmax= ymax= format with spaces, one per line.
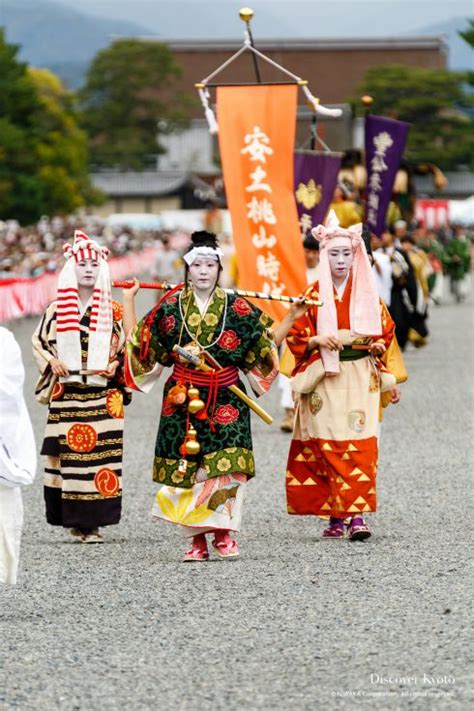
xmin=171 ymin=363 xmax=239 ymax=388
xmin=171 ymin=363 xmax=240 ymax=432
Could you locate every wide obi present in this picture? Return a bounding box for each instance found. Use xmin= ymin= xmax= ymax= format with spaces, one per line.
xmin=339 ymin=347 xmax=370 ymax=362
xmin=171 ymin=363 xmax=240 ymax=389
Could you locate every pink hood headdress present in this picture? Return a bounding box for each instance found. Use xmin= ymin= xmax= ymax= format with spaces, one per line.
xmin=311 ymin=210 xmax=381 ymax=375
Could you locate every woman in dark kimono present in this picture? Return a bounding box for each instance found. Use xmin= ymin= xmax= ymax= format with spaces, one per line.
xmin=123 ymin=231 xmax=279 ymax=562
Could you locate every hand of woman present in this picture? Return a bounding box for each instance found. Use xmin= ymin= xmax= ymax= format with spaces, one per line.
xmin=390 ymin=385 xmax=401 ymax=404
xmin=123 ymin=277 xmax=140 ymax=300
xmin=368 ymin=341 xmax=386 ymax=356
xmin=273 ymin=298 xmax=309 ymax=347
xmin=100 ymin=360 xmax=120 ymax=379
xmin=288 ymin=297 xmax=309 ymax=322
xmin=49 ymin=357 xmax=69 ymax=377
xmin=312 ymin=335 xmax=342 ymax=351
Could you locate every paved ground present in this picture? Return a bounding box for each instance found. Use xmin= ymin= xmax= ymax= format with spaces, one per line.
xmin=1 ymin=289 xmax=472 ymax=710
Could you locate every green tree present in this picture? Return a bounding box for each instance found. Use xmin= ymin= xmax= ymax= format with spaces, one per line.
xmin=0 ymin=30 xmax=43 ymax=222
xmin=80 ymin=39 xmax=194 ymax=170
xmin=0 ymin=30 xmax=100 ymax=223
xmin=355 ymin=64 xmax=474 ymax=170
xmin=459 ymin=19 xmax=474 ymax=87
xmin=29 ymin=67 xmax=103 ymax=216
xmin=459 ymin=18 xmax=474 ymax=48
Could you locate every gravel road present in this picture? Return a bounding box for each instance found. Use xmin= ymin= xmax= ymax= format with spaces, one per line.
xmin=1 ymin=289 xmax=472 ymax=710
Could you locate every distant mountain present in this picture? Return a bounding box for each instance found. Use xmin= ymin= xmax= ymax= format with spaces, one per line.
xmin=41 ymin=0 xmax=474 ymax=44
xmin=410 ymin=17 xmax=473 ymax=70
xmin=1 ymin=0 xmax=470 ymax=89
xmin=0 ymin=0 xmax=148 ymax=87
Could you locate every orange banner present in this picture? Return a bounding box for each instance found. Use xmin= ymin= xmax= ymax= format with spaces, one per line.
xmin=217 ymin=85 xmax=306 ymax=322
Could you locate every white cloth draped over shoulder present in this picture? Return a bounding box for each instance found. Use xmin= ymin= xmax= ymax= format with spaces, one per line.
xmin=57 ymin=230 xmax=112 ymax=378
xmin=0 ymin=327 xmax=36 ymax=585
xmin=311 ymin=210 xmax=382 ymax=376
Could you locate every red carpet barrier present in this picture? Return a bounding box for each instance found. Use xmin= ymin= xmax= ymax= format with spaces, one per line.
xmin=0 ymin=248 xmax=155 ymax=323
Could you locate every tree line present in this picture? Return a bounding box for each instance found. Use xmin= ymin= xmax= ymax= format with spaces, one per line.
xmin=1 ymin=26 xmax=473 ymax=224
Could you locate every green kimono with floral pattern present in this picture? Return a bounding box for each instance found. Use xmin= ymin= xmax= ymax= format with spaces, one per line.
xmin=126 ymin=287 xmax=279 ymax=489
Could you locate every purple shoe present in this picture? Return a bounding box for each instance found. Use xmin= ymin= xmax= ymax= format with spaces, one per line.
xmin=321 ymin=517 xmax=345 ymax=540
xmin=347 ymin=516 xmax=371 ymax=541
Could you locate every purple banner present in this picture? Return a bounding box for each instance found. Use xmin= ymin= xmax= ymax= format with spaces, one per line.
xmin=365 ymin=115 xmax=410 ymax=236
xmin=294 ymin=151 xmax=342 ymax=237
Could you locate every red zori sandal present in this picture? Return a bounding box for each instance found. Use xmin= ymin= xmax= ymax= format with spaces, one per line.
xmin=183 ymin=535 xmax=209 ymax=562
xmin=212 ymin=531 xmax=240 ymax=559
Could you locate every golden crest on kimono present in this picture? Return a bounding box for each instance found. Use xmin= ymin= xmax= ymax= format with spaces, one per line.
xmin=348 ymin=410 xmax=366 ymax=432
xmin=368 ymin=370 xmax=380 ymax=393
xmin=106 ymin=389 xmax=124 ymax=419
xmin=295 ymin=179 xmax=322 ymax=210
xmin=309 ymin=390 xmax=323 ymax=415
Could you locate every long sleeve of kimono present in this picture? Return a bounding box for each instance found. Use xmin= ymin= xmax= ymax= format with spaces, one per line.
xmin=124 ymin=310 xmax=173 ymax=393
xmin=31 ymin=303 xmax=59 ymax=404
xmin=32 ymin=302 xmax=57 ymax=374
xmin=379 ymin=300 xmax=396 ymax=349
xmin=1 ymin=328 xmax=36 ymax=487
xmin=285 ymin=283 xmax=319 ymax=371
xmin=286 ymin=305 xmax=319 ymax=376
xmin=242 ymin=311 xmax=279 ymax=397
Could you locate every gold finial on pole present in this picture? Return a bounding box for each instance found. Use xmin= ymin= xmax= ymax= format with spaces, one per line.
xmin=239 ymin=7 xmax=261 ymax=83
xmin=361 ymin=95 xmax=374 ymax=119
xmin=360 ymin=95 xmax=374 ymax=108
xmin=239 ymin=7 xmax=254 ymax=22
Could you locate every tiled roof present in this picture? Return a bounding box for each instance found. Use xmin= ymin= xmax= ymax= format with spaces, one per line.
xmin=414 ymin=172 xmax=474 ymax=198
xmin=91 ymin=169 xmax=474 ymax=200
xmin=91 ymin=171 xmax=188 ymax=196
xmin=150 ymin=36 xmax=448 ymax=52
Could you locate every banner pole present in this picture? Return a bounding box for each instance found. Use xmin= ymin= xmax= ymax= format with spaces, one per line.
xmin=112 ymin=281 xmax=322 ymax=306
xmin=240 ymin=8 xmax=262 ymax=83
xmin=310 ymin=111 xmax=317 ymax=151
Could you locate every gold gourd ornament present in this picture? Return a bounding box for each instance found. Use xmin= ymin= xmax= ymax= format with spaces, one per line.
xmin=184 ymin=426 xmax=201 ymax=456
xmin=187 ymin=386 xmax=205 ymax=414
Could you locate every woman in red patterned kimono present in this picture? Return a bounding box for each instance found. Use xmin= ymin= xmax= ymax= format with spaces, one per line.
xmin=285 ymin=211 xmax=397 ymax=541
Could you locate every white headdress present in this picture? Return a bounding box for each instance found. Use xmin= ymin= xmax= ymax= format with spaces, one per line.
xmin=183 ymin=245 xmax=224 ymax=266
xmin=56 ymin=230 xmax=112 ymax=380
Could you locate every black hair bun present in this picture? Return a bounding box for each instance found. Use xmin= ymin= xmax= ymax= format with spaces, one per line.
xmin=190 ymin=230 xmax=219 ymax=248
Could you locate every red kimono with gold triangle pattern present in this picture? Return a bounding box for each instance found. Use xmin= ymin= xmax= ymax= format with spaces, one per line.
xmin=285 ymin=277 xmax=395 ymax=517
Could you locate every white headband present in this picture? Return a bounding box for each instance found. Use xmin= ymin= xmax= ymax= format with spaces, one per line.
xmin=183 ymin=245 xmax=224 ymax=266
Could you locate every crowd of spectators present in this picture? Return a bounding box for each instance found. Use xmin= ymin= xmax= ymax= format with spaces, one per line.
xmin=0 ymin=216 xmax=159 ymax=281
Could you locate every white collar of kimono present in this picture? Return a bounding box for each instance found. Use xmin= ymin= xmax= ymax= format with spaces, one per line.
xmin=183 ymin=246 xmax=223 ymax=265
xmin=335 ymin=273 xmax=350 ymax=300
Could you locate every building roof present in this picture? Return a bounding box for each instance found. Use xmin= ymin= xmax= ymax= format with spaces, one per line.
xmin=413 ymin=172 xmax=474 ymax=199
xmin=91 ymin=169 xmax=474 ymax=201
xmin=91 ymin=171 xmax=189 ymax=197
xmin=136 ymin=36 xmax=448 ymax=53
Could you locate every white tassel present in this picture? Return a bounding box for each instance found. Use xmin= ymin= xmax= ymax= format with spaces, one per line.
xmin=198 ymin=88 xmax=219 ymax=135
xmin=302 ymin=85 xmax=343 ymax=118
xmin=205 ymin=107 xmax=219 ymax=135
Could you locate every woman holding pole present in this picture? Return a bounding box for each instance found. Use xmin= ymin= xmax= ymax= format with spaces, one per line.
xmin=285 ymin=212 xmax=398 ymax=541
xmin=123 ymin=230 xmax=303 ymax=562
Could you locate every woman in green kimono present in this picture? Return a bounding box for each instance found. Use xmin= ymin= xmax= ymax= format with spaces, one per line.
xmin=123 ymin=231 xmax=279 ymax=561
